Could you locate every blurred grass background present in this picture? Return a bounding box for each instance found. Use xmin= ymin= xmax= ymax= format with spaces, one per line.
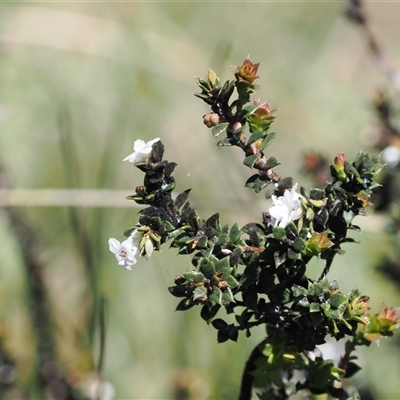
xmin=0 ymin=2 xmax=400 ymax=399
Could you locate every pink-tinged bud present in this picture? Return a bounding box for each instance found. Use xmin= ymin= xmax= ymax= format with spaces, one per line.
xmin=375 ymin=304 xmax=400 ymax=333
xmin=232 ymin=121 xmax=242 ymax=132
xmin=203 ymin=113 xmax=220 ymax=127
xmin=331 ymin=153 xmax=348 ymax=182
xmin=233 ymin=57 xmax=260 ymax=84
xmin=360 ymin=304 xmax=400 ymax=343
xmin=334 ymin=153 xmax=345 ymax=169
xmin=253 ymin=101 xmax=277 ymax=121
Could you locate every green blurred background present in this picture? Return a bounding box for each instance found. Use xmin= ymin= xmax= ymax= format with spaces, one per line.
xmin=0 ymin=2 xmax=400 ymax=399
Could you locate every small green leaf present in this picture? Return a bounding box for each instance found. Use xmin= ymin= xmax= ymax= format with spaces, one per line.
xmin=273 ymin=226 xmax=286 ymax=240
xmin=260 ymin=132 xmax=276 ymax=150
xmin=265 ymin=156 xmax=280 ymax=169
xmin=200 ymin=304 xmax=221 ymax=324
xmin=183 ymin=271 xmax=205 ymax=284
xmin=212 ymin=123 xmax=229 ymax=138
xmin=310 ymin=302 xmax=321 ymax=313
xmin=216 ymin=233 xmax=230 ymax=245
xmin=241 ymin=104 xmax=259 ymax=119
xmin=243 ymin=154 xmax=259 ymax=169
xmin=288 ymin=248 xmax=301 ymax=260
xmin=176 ymin=298 xmax=195 ymax=311
xmin=293 ymin=237 xmax=306 ymax=252
xmin=175 ymin=189 xmax=191 ymax=210
xmin=292 ymin=285 xmax=308 ymax=297
xmin=310 ymin=188 xmax=325 ymax=200
xmin=193 ymin=286 xmax=208 ymax=300
xmin=168 ymin=286 xmax=186 ymax=298
xmin=248 ymin=130 xmax=265 ymax=145
xmin=210 ymin=288 xmax=223 ymax=305
xmin=215 ymin=257 xmax=231 ymax=276
xmin=229 ymin=223 xmax=242 ymax=244
xmin=330 ymin=293 xmax=348 ymax=308
xmin=199 ymin=258 xmax=216 ymax=276
xmin=217 ymin=138 xmax=233 ymax=147
xmin=225 ymin=275 xmax=240 ymax=289
xmin=221 ymin=287 xmax=235 ymax=303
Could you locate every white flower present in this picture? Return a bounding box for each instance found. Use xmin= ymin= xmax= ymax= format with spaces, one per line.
xmin=382 ymin=145 xmax=400 ymax=169
xmin=123 ymin=138 xmax=160 ymax=163
xmin=269 ymin=183 xmax=303 ymax=228
xmin=108 ymin=236 xmax=138 ymax=270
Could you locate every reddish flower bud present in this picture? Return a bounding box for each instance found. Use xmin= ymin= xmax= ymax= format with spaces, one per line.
xmin=332 ymin=153 xmax=348 ymax=182
xmin=233 ymin=57 xmax=260 ymax=84
xmin=334 ymin=153 xmax=345 ymax=169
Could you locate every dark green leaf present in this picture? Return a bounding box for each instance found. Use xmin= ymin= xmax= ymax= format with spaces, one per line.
xmin=176 ymin=299 xmax=195 ymax=311
xmin=344 ymin=362 xmax=362 ymax=378
xmin=217 ymin=138 xmax=233 ymax=147
xmin=293 ymin=237 xmax=306 ymax=252
xmin=199 ymin=258 xmax=216 ymax=276
xmin=183 ymin=271 xmax=205 ymax=284
xmin=212 ymin=318 xmax=227 ymax=330
xmin=212 ymin=123 xmax=229 ymax=138
xmin=193 ymin=286 xmax=208 ymax=301
xmin=248 ymin=130 xmax=265 ymax=145
xmin=225 ymin=275 xmax=240 ymax=289
xmin=265 ymin=157 xmax=280 ymax=169
xmin=243 ymin=154 xmax=259 ymax=169
xmin=215 ymin=257 xmax=231 ymax=276
xmin=260 ymin=132 xmax=276 ymax=150
xmin=229 ymin=223 xmax=242 ymax=244
xmin=221 ymin=288 xmax=235 ymax=303
xmin=175 ymin=189 xmax=191 ymax=210
xmin=216 ymin=233 xmax=230 ymax=246
xmin=168 ymin=286 xmax=186 ymax=298
xmin=273 ymin=226 xmax=286 ymax=240
xmin=288 ymin=248 xmax=301 ymax=260
xmin=200 ymin=304 xmax=221 ymax=324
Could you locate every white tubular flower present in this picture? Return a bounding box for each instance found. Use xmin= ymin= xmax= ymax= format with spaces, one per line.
xmin=269 ymin=183 xmax=303 ymax=228
xmin=144 ymin=236 xmax=154 ymax=257
xmin=123 ymin=138 xmax=160 ymax=163
xmin=108 ymin=236 xmax=138 ymax=270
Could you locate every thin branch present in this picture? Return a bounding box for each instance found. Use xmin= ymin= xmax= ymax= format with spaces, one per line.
xmin=346 ymin=0 xmax=400 ymax=94
xmin=238 ymin=342 xmax=263 ymax=400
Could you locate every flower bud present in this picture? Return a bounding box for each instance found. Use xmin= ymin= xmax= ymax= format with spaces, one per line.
xmin=207 ymin=68 xmax=218 ymax=86
xmin=203 ymin=113 xmax=220 ymax=127
xmin=331 ymin=153 xmax=348 ymax=182
xmin=375 ymin=304 xmax=400 ymax=333
xmin=233 ymin=57 xmax=260 ymax=85
xmin=359 ymin=304 xmax=400 ymax=343
xmin=304 ymin=232 xmax=333 ymax=256
xmin=253 ymin=101 xmax=277 ymax=121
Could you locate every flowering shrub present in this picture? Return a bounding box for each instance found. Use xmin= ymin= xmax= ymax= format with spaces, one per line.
xmin=109 ymin=58 xmax=399 ymax=399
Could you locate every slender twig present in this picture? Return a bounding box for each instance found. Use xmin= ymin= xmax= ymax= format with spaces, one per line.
xmin=0 ymin=168 xmax=82 ymax=399
xmin=238 ymin=342 xmax=263 ymax=400
xmin=346 ymin=0 xmax=400 ymax=94
xmin=57 ymin=107 xmax=99 ymax=343
xmin=96 ymin=296 xmax=107 ymax=376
